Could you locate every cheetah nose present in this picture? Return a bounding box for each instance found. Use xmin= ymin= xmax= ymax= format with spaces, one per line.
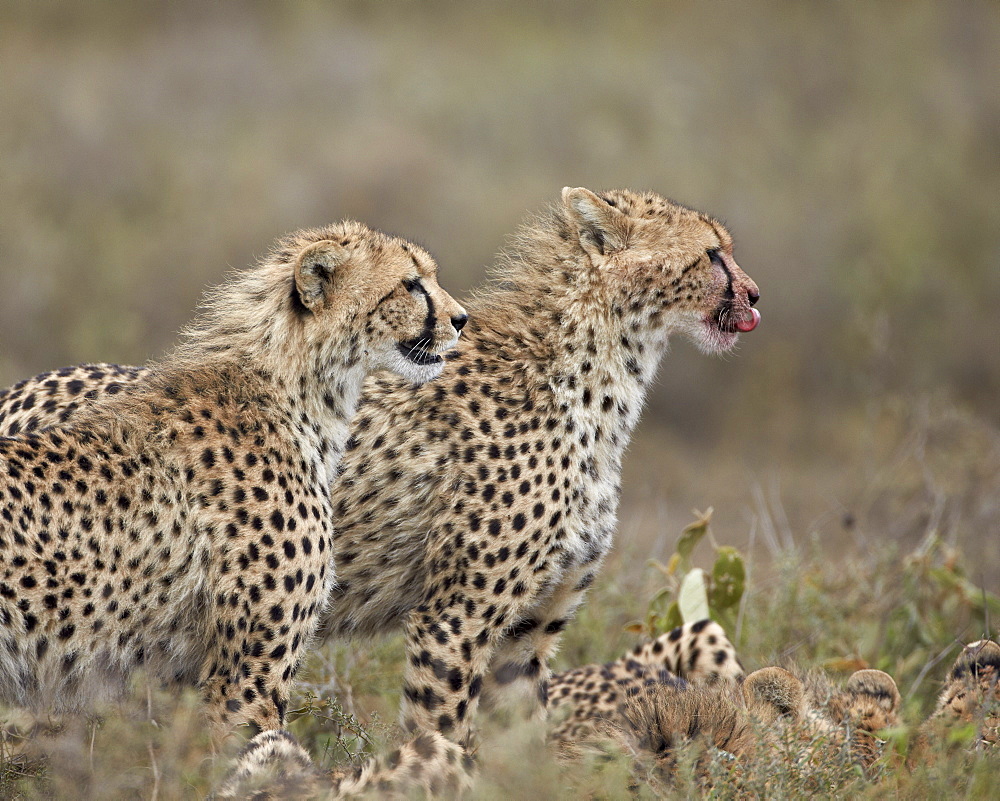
xmin=747 ymin=288 xmax=759 ymax=307
xmin=451 ymin=313 xmax=469 ymax=333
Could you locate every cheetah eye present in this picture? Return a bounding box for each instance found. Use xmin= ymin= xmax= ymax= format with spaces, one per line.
xmin=402 ymin=278 xmax=423 ymax=296
xmin=707 ymin=248 xmax=723 ymax=265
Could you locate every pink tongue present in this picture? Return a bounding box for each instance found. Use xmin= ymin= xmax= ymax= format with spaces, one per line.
xmin=736 ymin=308 xmax=760 ymax=333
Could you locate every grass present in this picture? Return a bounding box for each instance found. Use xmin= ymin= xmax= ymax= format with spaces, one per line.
xmin=2 ymin=524 xmax=997 ymax=799
xmin=0 ymin=395 xmax=997 ymax=799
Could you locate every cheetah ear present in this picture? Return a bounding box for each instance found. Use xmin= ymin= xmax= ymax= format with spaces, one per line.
xmin=293 ymin=240 xmax=347 ymax=312
xmin=846 ymin=669 xmax=901 ymax=714
xmin=742 ymin=667 xmax=805 ymax=723
xmin=562 ymin=187 xmax=630 ymax=258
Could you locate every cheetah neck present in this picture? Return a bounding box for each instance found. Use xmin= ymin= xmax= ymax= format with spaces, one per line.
xmin=280 ymin=361 xmax=368 ymax=484
xmin=469 ymin=281 xmax=670 ymax=450
xmin=163 ymin=265 xmax=372 ymax=482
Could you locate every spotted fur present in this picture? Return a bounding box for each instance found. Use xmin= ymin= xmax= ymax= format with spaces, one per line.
xmin=546 ymin=621 xmax=899 ymax=787
xmin=212 ymin=728 xmax=473 ymax=800
xmin=0 ymin=221 xmax=466 ymax=742
xmin=913 ymin=638 xmax=1000 ymax=763
xmin=0 ymin=188 xmax=760 ymax=760
xmin=547 ymin=620 xmax=744 ymax=744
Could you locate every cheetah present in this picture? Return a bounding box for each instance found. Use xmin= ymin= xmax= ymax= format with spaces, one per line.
xmin=798 ymin=665 xmax=902 ymax=769
xmin=912 ymin=638 xmax=1000 ymax=763
xmin=545 ymin=621 xmax=900 ymax=789
xmin=547 ymin=619 xmax=744 ymax=744
xmin=547 ymin=667 xmax=794 ymax=790
xmin=0 ymin=187 xmax=760 ymax=750
xmin=552 ymin=657 xmax=900 ymax=790
xmin=0 ymin=221 xmax=466 ymax=742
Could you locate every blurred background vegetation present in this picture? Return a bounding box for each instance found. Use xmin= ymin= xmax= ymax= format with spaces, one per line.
xmin=1 ymin=1 xmax=998 ymax=590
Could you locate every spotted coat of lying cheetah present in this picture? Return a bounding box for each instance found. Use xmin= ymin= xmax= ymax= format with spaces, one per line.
xmin=0 ymin=188 xmax=760 ymax=753
xmin=545 ymin=620 xmax=899 ymax=781
xmin=551 ymin=646 xmax=900 ymax=786
xmin=0 ymin=221 xmax=466 ymax=741
xmin=547 ymin=619 xmax=744 ymax=744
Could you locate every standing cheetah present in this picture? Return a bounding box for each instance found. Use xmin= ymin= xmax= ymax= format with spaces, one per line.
xmin=0 ymin=221 xmax=466 ymax=741
xmin=0 ymin=187 xmax=760 ymax=749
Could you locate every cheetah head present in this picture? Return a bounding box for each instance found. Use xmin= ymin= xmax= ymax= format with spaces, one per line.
xmin=291 ymin=221 xmax=468 ymax=384
xmin=841 ymin=668 xmax=902 ymax=732
xmin=940 ymin=639 xmax=1000 ymax=738
xmin=561 ymin=187 xmax=760 ymax=355
xmin=741 ymin=666 xmax=808 ymax=724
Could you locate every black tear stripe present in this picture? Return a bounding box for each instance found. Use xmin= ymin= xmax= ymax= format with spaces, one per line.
xmin=373 ymin=286 xmax=400 ymax=309
xmin=370 ymin=277 xmax=431 ymax=321
xmin=709 ymin=250 xmax=735 ymax=300
xmin=680 ymin=257 xmax=701 ymax=277
xmin=405 ymin=278 xmax=437 ymax=345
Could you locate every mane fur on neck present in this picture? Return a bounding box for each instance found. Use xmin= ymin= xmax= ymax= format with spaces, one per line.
xmin=465 ymin=203 xmax=605 ymax=360
xmin=168 ymin=227 xmax=348 ymax=381
xmin=74 ymin=225 xmax=365 ymax=430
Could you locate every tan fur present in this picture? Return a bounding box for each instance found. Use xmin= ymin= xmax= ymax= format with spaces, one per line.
xmin=912 ymin=638 xmax=1000 ymax=764
xmin=547 ymin=619 xmax=744 ymax=745
xmin=547 ymin=626 xmax=765 ymax=764
xmin=743 ymin=666 xmax=809 ymax=723
xmin=0 ymin=221 xmax=465 ymax=743
xmin=548 ymin=624 xmax=900 ymax=787
xmin=549 ymin=670 xmax=791 ymax=789
xmin=628 ymin=618 xmax=745 ymax=685
xmin=0 ymin=189 xmax=759 ymax=785
xmin=213 ymin=728 xmax=473 ymax=800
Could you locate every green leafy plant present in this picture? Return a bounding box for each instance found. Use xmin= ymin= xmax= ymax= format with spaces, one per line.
xmin=627 ymin=508 xmax=747 ymax=637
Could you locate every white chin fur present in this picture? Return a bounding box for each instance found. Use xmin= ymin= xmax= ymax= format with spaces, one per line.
xmin=375 ymin=349 xmax=446 ymax=384
xmin=435 ymin=334 xmax=460 ymax=353
xmin=675 ymin=316 xmax=739 ymax=354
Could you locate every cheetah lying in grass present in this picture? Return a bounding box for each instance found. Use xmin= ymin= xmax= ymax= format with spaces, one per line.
xmin=0 ymin=188 xmax=761 ymax=752
xmin=0 ymin=222 xmax=466 ymax=743
xmin=569 ymin=633 xmax=1000 ymax=791
xmin=912 ymin=637 xmax=1000 ymax=762
xmin=547 ymin=619 xmax=745 ymax=744
xmin=547 ymin=621 xmax=900 ymax=790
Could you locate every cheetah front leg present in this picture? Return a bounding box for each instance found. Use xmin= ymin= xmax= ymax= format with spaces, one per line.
xmin=200 ymin=648 xmax=288 ymax=745
xmin=399 ymin=591 xmax=506 ymax=745
xmin=199 ymin=589 xmax=323 ymax=745
xmin=480 ymin=562 xmax=597 ymax=726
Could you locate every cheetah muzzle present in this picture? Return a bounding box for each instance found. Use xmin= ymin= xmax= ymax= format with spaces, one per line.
xmin=701 ymin=247 xmax=760 ymax=351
